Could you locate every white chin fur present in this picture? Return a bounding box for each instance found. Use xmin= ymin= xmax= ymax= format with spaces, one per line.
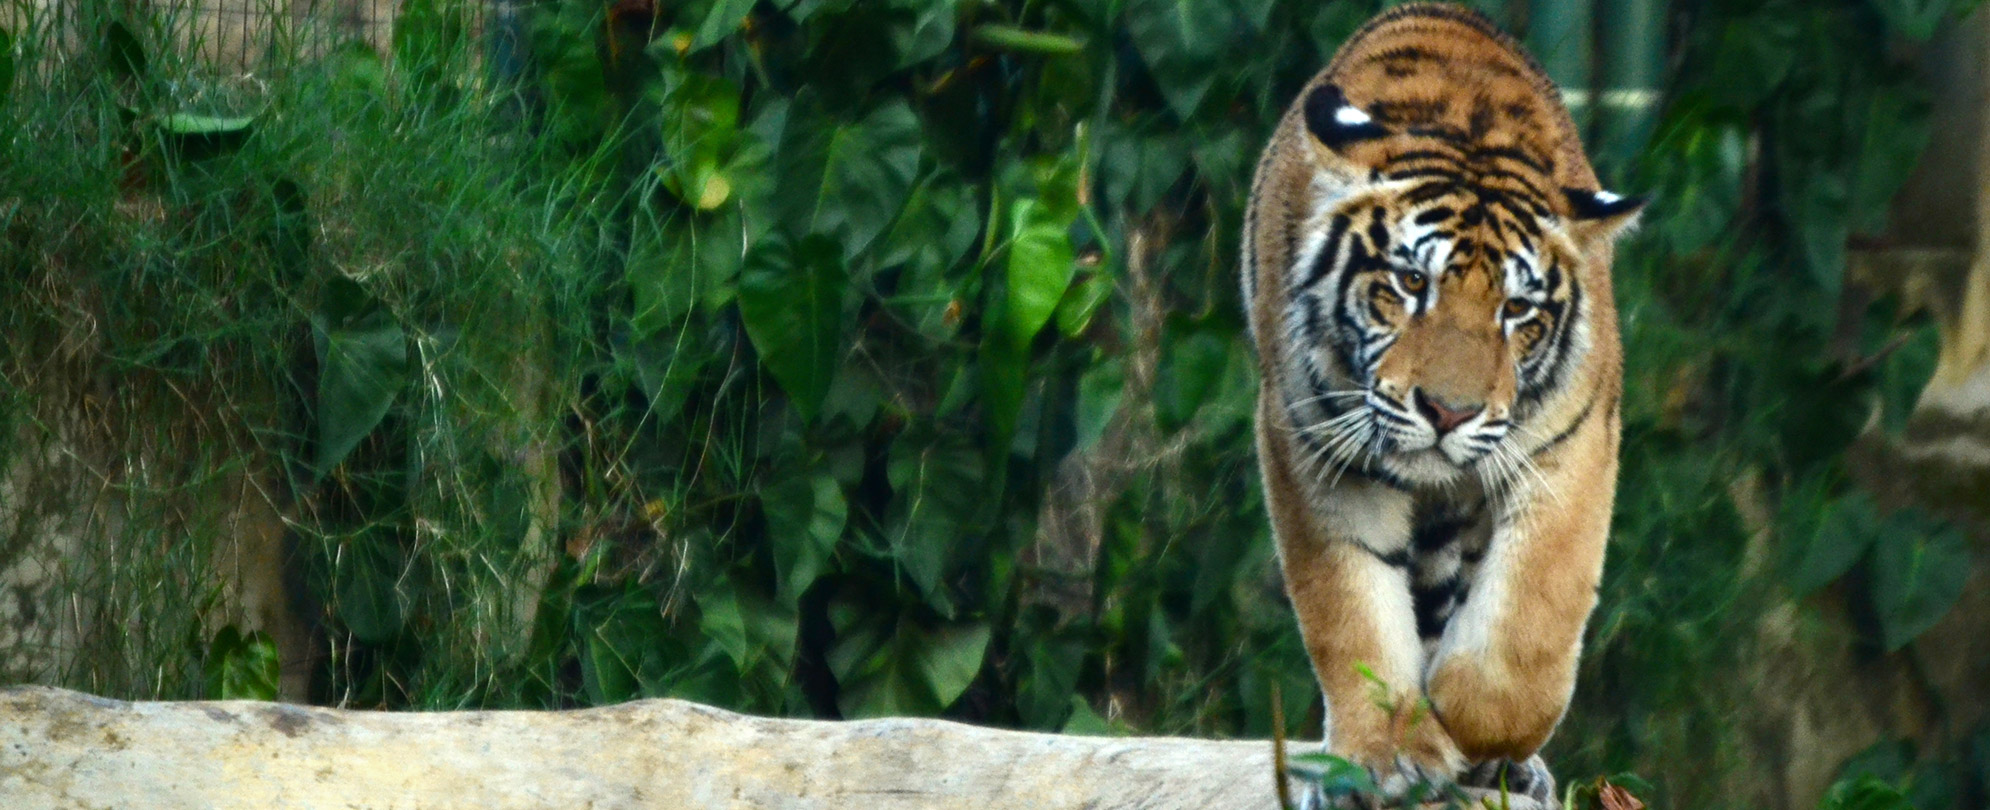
xmin=1382 ymin=449 xmax=1468 ymax=485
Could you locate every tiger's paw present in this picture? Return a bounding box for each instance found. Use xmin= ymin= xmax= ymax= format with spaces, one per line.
xmin=1459 ymin=754 xmax=1559 ymax=808
xmin=1299 ymin=746 xmax=1467 ymax=808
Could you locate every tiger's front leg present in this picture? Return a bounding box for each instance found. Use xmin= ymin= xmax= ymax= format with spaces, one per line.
xmin=1258 ymin=406 xmax=1466 ymax=801
xmin=1423 ymin=399 xmax=1615 ymax=781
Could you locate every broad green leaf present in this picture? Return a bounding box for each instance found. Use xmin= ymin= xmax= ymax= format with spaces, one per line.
xmin=1870 ymin=509 xmax=1970 ymax=650
xmin=312 ymin=280 xmax=407 ymax=477
xmin=1155 ymin=327 xmax=1231 ymax=430
xmin=892 ymin=0 xmax=958 ymax=66
xmin=1876 ymin=323 xmax=1940 ymax=435
xmin=623 ymin=325 xmax=709 ymax=427
xmin=885 ymin=431 xmax=985 ymax=598
xmin=1098 ymin=123 xmax=1189 ymax=214
xmin=775 ymin=97 xmax=924 ymax=260
xmin=911 ymin=621 xmax=990 ymax=709
xmin=1287 ymin=753 xmax=1382 ymax=800
xmin=1054 ymin=273 xmax=1112 ymax=339
xmin=1002 ymin=198 xmax=1076 ymax=351
xmin=693 ymin=0 xmax=758 ymax=49
xmin=697 ymin=577 xmax=795 ymax=672
xmin=738 ymin=234 xmax=849 ymax=421
xmin=879 ymin=173 xmax=980 ymax=343
xmin=630 ymin=214 xmax=744 ymax=337
xmin=1871 ymin=0 xmax=1957 ymax=40
xmin=203 ymin=626 xmax=280 ymax=701
xmin=658 ymin=72 xmax=745 ymax=210
xmin=878 ymin=172 xmax=982 ymax=272
xmin=1122 ymin=0 xmax=1228 ymax=117
xmin=1817 ymin=776 xmax=1915 ymax=810
xmin=159 ymin=113 xmax=255 ymax=135
xmin=763 ymin=473 xmax=847 ymax=607
xmin=1061 ymin=695 xmax=1110 ymax=734
xmin=969 ymin=24 xmax=1085 ymax=54
xmin=833 ymin=615 xmax=990 ymax=718
xmin=978 ymin=331 xmax=1027 ymax=451
xmin=332 ymin=532 xmax=406 ymax=644
xmin=1783 ymin=484 xmax=1875 ymax=595
xmin=575 ymin=587 xmax=670 ymax=704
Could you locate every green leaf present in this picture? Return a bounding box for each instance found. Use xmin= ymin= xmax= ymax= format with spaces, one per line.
xmin=1155 ymin=327 xmax=1231 ymax=430
xmin=1061 ymin=695 xmax=1111 ymax=734
xmin=892 ymin=0 xmax=959 ymax=67
xmin=623 ymin=325 xmax=710 ymax=427
xmin=1054 ymin=273 xmax=1112 ymax=339
xmin=1002 ymin=198 xmax=1077 ymax=351
xmin=575 ymin=586 xmax=670 ymax=704
xmin=1784 ymin=486 xmax=1878 ymax=596
xmin=658 ymin=72 xmax=746 ymax=210
xmin=311 ymin=280 xmax=407 ymax=477
xmin=159 ymin=113 xmax=255 ymax=135
xmin=333 ymin=532 xmax=407 ymax=644
xmin=1870 ymin=508 xmax=1970 ymax=650
xmin=738 ymin=234 xmax=850 ymax=421
xmin=693 ymin=0 xmax=758 ymax=50
xmin=832 ymin=614 xmax=990 ymax=718
xmin=969 ymin=24 xmax=1086 ymax=55
xmin=630 ymin=214 xmax=744 ymax=336
xmin=1876 ymin=323 xmax=1940 ymax=435
xmin=885 ymin=431 xmax=986 ymax=598
xmin=879 ymin=172 xmax=980 ymax=343
xmin=1870 ymin=0 xmax=1956 ymax=40
xmin=979 ymin=332 xmax=1027 ymax=445
xmin=774 ymin=97 xmax=925 ymax=260
xmin=203 ymin=626 xmax=280 ymax=701
xmin=1288 ymin=752 xmax=1381 ymax=800
xmin=696 ymin=576 xmax=797 ymax=672
xmin=763 ymin=472 xmax=847 ymax=607
xmin=912 ymin=621 xmax=990 ymax=709
xmin=1817 ymin=776 xmax=1915 ymax=810
xmin=1123 ymin=0 xmax=1230 ymax=117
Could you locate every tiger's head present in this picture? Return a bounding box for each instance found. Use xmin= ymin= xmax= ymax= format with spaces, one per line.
xmin=1278 ymin=84 xmax=1643 ymax=488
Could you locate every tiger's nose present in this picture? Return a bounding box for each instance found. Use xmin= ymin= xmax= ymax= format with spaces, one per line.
xmin=1413 ymin=389 xmax=1482 ymax=435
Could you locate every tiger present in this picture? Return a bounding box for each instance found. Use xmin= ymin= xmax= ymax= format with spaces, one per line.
xmin=1240 ymin=4 xmax=1643 ymax=806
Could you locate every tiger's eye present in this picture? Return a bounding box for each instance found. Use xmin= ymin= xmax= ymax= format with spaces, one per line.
xmin=1503 ymin=297 xmax=1534 ymax=318
xmin=1399 ymin=270 xmax=1428 ymax=293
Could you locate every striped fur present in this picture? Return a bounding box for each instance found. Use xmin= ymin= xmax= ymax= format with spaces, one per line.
xmin=1243 ymin=4 xmax=1641 ymax=802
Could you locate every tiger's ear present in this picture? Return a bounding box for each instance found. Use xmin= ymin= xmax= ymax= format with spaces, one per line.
xmin=1562 ymin=187 xmax=1647 ymax=243
xmin=1305 ymin=84 xmax=1388 ymax=152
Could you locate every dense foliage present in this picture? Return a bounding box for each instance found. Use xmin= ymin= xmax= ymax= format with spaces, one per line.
xmin=0 ymin=0 xmax=1983 ymax=807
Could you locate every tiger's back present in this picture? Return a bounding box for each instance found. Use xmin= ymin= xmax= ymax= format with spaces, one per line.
xmin=1242 ymin=5 xmax=1642 ymax=805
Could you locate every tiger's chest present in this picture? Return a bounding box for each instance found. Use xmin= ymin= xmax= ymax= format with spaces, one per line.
xmin=1407 ymin=494 xmax=1494 ymax=646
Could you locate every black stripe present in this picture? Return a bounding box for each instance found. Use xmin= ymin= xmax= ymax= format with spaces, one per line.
xmin=1298 ymin=213 xmax=1352 ymax=290
xmin=1384 ymin=148 xmax=1466 ymax=166
xmin=1472 ymin=145 xmax=1550 ymax=174
xmin=1530 ymin=386 xmax=1601 ymax=458
xmin=1414 ymin=207 xmax=1455 ymax=225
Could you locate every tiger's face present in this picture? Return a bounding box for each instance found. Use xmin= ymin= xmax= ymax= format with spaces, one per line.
xmin=1282 ymin=186 xmax=1607 ymax=488
xmin=1271 ymin=82 xmax=1641 ymax=490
